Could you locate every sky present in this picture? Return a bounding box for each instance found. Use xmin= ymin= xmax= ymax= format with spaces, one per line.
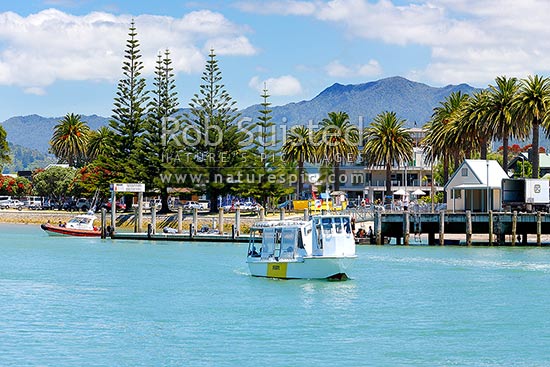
xmin=0 ymin=0 xmax=549 ymax=121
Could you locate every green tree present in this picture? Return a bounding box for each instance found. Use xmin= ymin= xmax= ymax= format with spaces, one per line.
xmin=0 ymin=125 xmax=10 ymax=172
xmin=32 ymin=166 xmax=76 ymax=199
xmin=458 ymin=90 xmax=490 ymax=159
xmin=109 ymin=19 xmax=149 ymax=179
xmin=87 ymin=127 xmax=113 ymax=162
xmin=282 ymin=125 xmax=317 ymax=199
xmin=181 ymin=49 xmax=247 ymax=211
xmin=316 ymin=111 xmax=359 ymax=191
xmin=514 ymin=75 xmax=550 ymax=178
xmin=424 ymin=91 xmax=469 ymax=183
xmin=363 ymin=111 xmax=413 ymax=201
xmin=487 ymin=76 xmax=525 ymax=171
xmin=140 ymin=49 xmax=180 ymax=213
xmin=50 ymin=113 xmax=90 ymax=167
xmin=247 ymin=85 xmax=293 ymax=207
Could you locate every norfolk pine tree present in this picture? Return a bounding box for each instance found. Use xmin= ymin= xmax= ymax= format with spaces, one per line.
xmin=247 ymin=85 xmax=293 ymax=208
xmin=108 ymin=20 xmax=149 ymax=181
xmin=139 ymin=50 xmax=179 ymax=213
xmin=181 ymin=49 xmax=248 ymax=211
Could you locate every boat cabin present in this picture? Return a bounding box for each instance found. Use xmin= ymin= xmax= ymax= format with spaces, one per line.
xmin=247 ymin=215 xmax=355 ymax=260
xmin=66 ymin=215 xmax=96 ymax=230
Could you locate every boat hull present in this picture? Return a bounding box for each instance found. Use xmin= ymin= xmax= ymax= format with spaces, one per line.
xmin=247 ymin=256 xmax=356 ymax=280
xmin=40 ymin=223 xmax=101 ymax=237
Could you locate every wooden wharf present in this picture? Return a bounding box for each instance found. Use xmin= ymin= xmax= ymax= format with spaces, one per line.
xmin=110 ymin=231 xmax=249 ymax=243
xmin=375 ymin=210 xmax=550 ymax=246
xmin=96 ymin=205 xmax=550 ymax=246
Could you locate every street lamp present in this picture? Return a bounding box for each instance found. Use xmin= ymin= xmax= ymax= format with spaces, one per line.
xmin=430 ymin=146 xmax=434 ymax=212
xmin=518 ymin=155 xmax=525 ymax=178
xmin=486 ymin=160 xmax=490 ymax=212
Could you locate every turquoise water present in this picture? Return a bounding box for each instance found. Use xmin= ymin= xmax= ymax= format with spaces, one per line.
xmin=2 ymin=224 xmax=550 ymax=366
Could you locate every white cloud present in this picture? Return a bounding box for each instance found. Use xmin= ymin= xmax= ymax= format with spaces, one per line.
xmin=235 ymin=1 xmax=316 ymax=15
xmin=0 ymin=9 xmax=257 ymax=93
xmin=325 ymin=60 xmax=382 ymax=78
xmin=314 ymin=0 xmax=550 ymax=85
xmin=249 ymin=75 xmax=303 ymax=96
xmin=240 ymin=0 xmax=550 ymax=86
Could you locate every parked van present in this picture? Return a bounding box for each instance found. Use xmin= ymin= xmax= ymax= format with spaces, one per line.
xmin=22 ymin=196 xmax=43 ymax=210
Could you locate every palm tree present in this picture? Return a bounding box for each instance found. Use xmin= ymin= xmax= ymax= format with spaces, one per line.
xmin=87 ymin=126 xmax=113 ymax=162
xmin=316 ymin=111 xmax=359 ymax=191
xmin=282 ymin=125 xmax=317 ymax=199
xmin=50 ymin=113 xmax=90 ymax=167
xmin=424 ymin=92 xmax=469 ymax=183
xmin=487 ymin=76 xmax=525 ymax=171
xmin=514 ymin=75 xmax=550 ymax=178
xmin=363 ymin=111 xmax=413 ymax=201
xmin=458 ymin=90 xmax=490 ymax=159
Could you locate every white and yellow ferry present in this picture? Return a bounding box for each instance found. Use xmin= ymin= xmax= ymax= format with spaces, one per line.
xmin=246 ymin=215 xmax=357 ymax=280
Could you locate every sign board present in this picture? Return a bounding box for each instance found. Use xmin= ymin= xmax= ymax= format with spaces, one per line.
xmin=110 ymin=183 xmax=145 ymax=193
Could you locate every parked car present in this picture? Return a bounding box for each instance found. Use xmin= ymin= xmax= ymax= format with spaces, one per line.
xmin=150 ymin=199 xmax=162 ymax=210
xmin=22 ymin=196 xmax=42 ymax=210
xmin=0 ymin=199 xmax=24 ymax=210
xmin=182 ymin=201 xmax=202 ymax=211
xmin=42 ymin=199 xmax=60 ymax=210
xmin=103 ymin=201 xmax=126 ymax=212
xmin=62 ymin=199 xmax=78 ymax=211
xmin=76 ymin=198 xmax=91 ymax=211
xmin=240 ymin=201 xmax=259 ymax=212
xmin=221 ymin=203 xmax=234 ymax=212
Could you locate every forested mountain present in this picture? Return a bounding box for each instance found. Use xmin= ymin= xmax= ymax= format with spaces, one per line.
xmin=1 ymin=76 xmax=481 ymax=170
xmin=2 ymin=143 xmax=56 ymax=174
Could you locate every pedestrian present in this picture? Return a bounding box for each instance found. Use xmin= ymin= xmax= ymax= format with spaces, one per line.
xmin=368 ymin=226 xmax=374 ymax=244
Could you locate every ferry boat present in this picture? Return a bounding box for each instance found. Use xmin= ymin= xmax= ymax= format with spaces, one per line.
xmin=40 ymin=213 xmax=101 ymax=237
xmin=246 ymin=215 xmax=357 ymax=280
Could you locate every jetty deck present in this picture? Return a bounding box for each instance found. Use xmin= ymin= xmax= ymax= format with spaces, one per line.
xmin=110 ymin=231 xmax=248 ymax=243
xmin=376 ymin=211 xmax=550 ymax=246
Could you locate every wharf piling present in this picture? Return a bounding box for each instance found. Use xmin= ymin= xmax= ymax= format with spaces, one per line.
xmin=377 ymin=210 xmax=550 ymax=246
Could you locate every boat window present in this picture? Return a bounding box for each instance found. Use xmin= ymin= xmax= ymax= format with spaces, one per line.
xmin=316 ymin=224 xmax=323 ymax=249
xmin=261 ymin=228 xmax=276 ymax=258
xmin=248 ymin=231 xmax=261 ymax=257
xmin=275 ymin=229 xmax=282 ymax=244
xmin=343 ymin=217 xmax=351 ymax=234
xmin=297 ymin=229 xmax=304 ymax=249
xmin=322 ymin=217 xmax=332 ymax=234
xmin=334 ymin=217 xmax=342 ymax=233
xmin=280 ymin=228 xmax=297 ymax=259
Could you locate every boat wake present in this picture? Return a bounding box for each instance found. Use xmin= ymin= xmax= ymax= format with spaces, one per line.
xmin=365 ymin=254 xmax=550 ymax=273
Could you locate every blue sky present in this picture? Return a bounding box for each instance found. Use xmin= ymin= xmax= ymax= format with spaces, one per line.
xmin=0 ymin=0 xmax=548 ymax=121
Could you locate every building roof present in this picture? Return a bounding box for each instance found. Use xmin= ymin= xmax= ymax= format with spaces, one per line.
xmin=445 ymin=159 xmax=509 ymax=190
xmin=508 ymin=152 xmax=550 ymax=169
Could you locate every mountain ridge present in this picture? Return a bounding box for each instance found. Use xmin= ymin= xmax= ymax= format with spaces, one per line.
xmin=1 ymin=76 xmax=477 ymax=156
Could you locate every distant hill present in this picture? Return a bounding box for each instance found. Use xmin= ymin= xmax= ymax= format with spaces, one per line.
xmin=240 ymin=76 xmax=477 ymax=128
xmin=2 ymin=143 xmax=57 ymax=174
xmin=0 ymin=76 xmax=478 ymax=157
xmin=1 ymin=114 xmax=108 ymax=154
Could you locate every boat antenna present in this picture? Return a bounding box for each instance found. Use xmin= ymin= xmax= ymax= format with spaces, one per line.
xmin=90 ymin=188 xmax=100 ymax=213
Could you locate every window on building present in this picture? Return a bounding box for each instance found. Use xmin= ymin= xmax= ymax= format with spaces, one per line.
xmin=461 ymin=168 xmax=468 ymax=177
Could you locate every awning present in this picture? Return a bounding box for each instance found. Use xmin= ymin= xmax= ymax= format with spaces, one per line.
xmin=330 ymin=191 xmax=346 ymax=196
xmin=451 ymin=184 xmax=499 ymax=190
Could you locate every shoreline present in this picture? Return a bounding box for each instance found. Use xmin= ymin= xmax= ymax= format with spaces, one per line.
xmin=0 ymin=209 xmax=284 ymax=231
xmin=3 ymin=210 xmax=550 ymax=245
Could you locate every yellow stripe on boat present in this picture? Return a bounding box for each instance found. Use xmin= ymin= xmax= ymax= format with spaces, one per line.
xmin=267 ymin=262 xmax=287 ymax=278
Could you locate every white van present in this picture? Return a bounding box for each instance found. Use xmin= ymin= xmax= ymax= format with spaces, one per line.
xmin=22 ymin=196 xmax=43 ymax=210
